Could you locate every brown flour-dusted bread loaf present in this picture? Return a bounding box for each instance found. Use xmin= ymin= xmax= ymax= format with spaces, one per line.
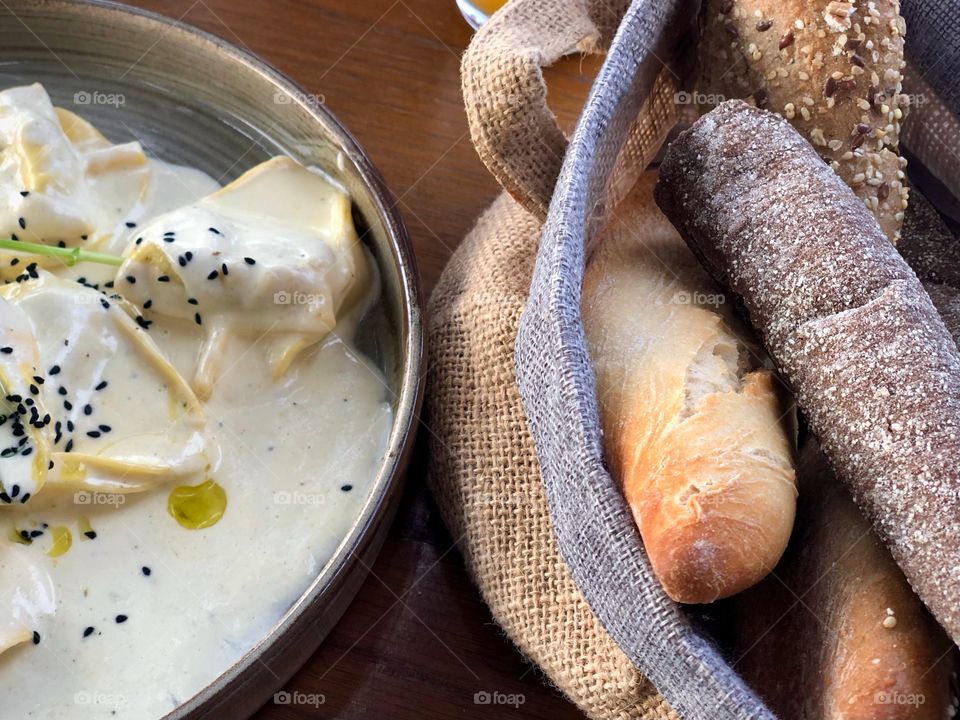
xmin=734 ymin=441 xmax=957 ymax=720
xmin=899 ymin=188 xmax=960 ymax=367
xmin=654 ymin=100 xmax=960 ymax=642
xmin=734 ymin=192 xmax=960 ymax=719
xmin=581 ymin=171 xmax=797 ymax=604
xmin=899 ymin=189 xmax=960 ymax=288
xmin=698 ymin=0 xmax=909 ymax=243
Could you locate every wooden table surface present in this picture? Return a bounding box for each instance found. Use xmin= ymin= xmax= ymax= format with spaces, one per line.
xmin=121 ymin=1 xmax=601 ymax=717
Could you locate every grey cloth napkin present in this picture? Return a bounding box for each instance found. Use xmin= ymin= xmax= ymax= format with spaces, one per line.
xmin=514 ymin=0 xmax=777 ymax=718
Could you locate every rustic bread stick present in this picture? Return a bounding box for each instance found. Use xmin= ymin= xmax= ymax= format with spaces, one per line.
xmin=733 ymin=441 xmax=957 ymax=720
xmin=698 ymin=0 xmax=909 ymax=244
xmin=654 ymin=99 xmax=960 ymax=642
xmin=581 ymin=171 xmax=796 ymax=604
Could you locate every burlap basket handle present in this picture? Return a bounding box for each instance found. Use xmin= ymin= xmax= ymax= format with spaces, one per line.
xmin=461 ymin=0 xmax=635 ymax=219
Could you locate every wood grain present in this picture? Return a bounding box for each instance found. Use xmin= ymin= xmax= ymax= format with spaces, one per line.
xmin=122 ymin=1 xmax=601 ymax=717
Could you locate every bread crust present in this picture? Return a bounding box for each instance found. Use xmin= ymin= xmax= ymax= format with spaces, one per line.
xmin=698 ymin=0 xmax=908 ymax=243
xmin=734 ymin=443 xmax=956 ymax=720
xmin=656 ymin=100 xmax=960 ymax=642
xmin=582 ymin=171 xmax=796 ymax=604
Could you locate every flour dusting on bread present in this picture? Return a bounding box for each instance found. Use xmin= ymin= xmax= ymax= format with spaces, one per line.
xmin=656 ymin=99 xmax=960 ymax=641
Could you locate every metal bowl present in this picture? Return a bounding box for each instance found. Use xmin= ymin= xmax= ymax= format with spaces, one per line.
xmin=0 ymin=1 xmax=424 ymax=717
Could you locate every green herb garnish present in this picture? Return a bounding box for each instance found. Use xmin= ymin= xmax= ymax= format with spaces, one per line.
xmin=0 ymin=238 xmax=122 ymax=267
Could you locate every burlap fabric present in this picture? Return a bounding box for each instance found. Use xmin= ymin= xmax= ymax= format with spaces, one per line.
xmin=427 ymin=193 xmax=675 ymax=720
xmin=427 ymin=0 xmax=688 ymax=717
xmin=430 ymin=0 xmax=960 ymax=718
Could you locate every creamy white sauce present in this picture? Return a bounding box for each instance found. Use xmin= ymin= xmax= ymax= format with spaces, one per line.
xmin=0 ymin=86 xmax=393 ymax=718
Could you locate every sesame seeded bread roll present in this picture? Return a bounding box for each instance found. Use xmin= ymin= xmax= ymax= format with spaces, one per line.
xmin=698 ymin=0 xmax=909 ymax=243
xmin=581 ymin=171 xmax=797 ymax=604
xmin=655 ymin=100 xmax=960 ymax=642
xmin=734 ymin=441 xmax=957 ymax=720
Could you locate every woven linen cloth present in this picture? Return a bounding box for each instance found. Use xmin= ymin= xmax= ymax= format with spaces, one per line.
xmin=901 ymin=0 xmax=960 ymax=123
xmin=514 ymin=0 xmax=777 ymax=718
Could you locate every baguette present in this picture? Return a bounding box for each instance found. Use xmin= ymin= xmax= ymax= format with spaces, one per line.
xmin=734 ymin=441 xmax=956 ymax=720
xmin=581 ymin=171 xmax=796 ymax=604
xmin=698 ymin=0 xmax=908 ymax=244
xmin=654 ymin=100 xmax=960 ymax=641
xmin=735 ymin=191 xmax=960 ymax=718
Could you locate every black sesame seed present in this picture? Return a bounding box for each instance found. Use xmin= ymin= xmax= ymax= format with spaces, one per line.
xmin=187 ymin=298 xmax=198 ymax=305
xmin=194 ymin=312 xmax=202 ymax=325
xmin=20 ymin=447 xmax=32 ymax=456
xmin=177 ymin=256 xmax=186 ymax=267
xmin=95 ymin=381 xmax=108 ymax=391
xmin=143 ymin=299 xmax=153 ymax=309
xmin=135 ymin=315 xmax=152 ymax=330
xmin=115 ymin=615 xmax=128 ymax=624
xmin=20 ymin=191 xmax=29 ymax=198
xmin=32 ymin=376 xmax=43 ymax=385
xmin=10 ymin=233 xmax=17 ymax=242
xmin=134 ymin=237 xmax=143 ymax=246
xmin=17 ymin=217 xmax=25 ymax=229
xmin=208 ymin=227 xmax=221 ymax=235
xmin=0 ymin=491 xmax=10 ymax=503
xmin=32 ymin=631 xmax=39 ymax=644
xmin=63 ymin=401 xmax=72 ymax=411
xmin=10 ymin=484 xmax=19 ymax=498
xmin=340 ymin=484 xmax=353 ymax=492
xmin=104 ymin=280 xmax=114 ymax=289
xmin=83 ymin=626 xmax=95 ymax=638
xmin=163 ymin=237 xmax=174 ymax=243
xmin=243 ymin=257 xmax=255 ymax=265
xmin=67 ymin=420 xmax=74 ymax=432
xmin=125 ymin=221 xmax=136 ymax=228
xmin=57 ymin=240 xmax=66 ymax=248
xmin=83 ymin=404 xmax=92 ymax=416
xmin=9 ymin=258 xmax=17 ymax=266
xmin=98 ymin=424 xmax=111 ymax=433
xmin=221 ymin=263 xmax=229 ymax=276
xmin=100 ymin=298 xmax=110 ymax=310
xmin=57 ymin=386 xmax=67 ymax=396
xmin=141 ymin=566 xmax=152 ymax=576
xmin=29 ymin=530 xmax=42 ymax=538
xmin=0 ymin=347 xmax=11 ymax=354
xmin=86 ymin=430 xmax=101 ymax=439
xmin=64 ymin=439 xmax=74 ymax=452
xmin=19 ymin=492 xmax=29 ymax=503
xmin=48 ymin=365 xmax=60 ymax=375
xmin=206 ymin=270 xmax=218 ymax=280
xmin=157 ymin=275 xmax=170 ymax=283
xmin=185 ymin=252 xmax=193 ymax=261
xmin=126 ymin=275 xmax=136 ymax=284
xmin=84 ymin=530 xmax=96 ymax=540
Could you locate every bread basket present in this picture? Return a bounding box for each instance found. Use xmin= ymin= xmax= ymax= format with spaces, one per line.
xmin=456 ymin=0 xmax=960 ymax=717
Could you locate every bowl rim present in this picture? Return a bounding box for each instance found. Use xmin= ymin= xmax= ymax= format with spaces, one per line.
xmin=0 ymin=1 xmax=425 ymax=717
